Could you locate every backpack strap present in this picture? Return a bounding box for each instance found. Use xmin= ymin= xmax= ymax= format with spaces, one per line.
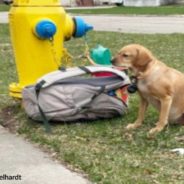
xmin=78 ymin=66 xmax=91 ymax=73
xmin=76 ymin=85 xmax=106 ymax=110
xmin=35 ymin=80 xmax=51 ymax=133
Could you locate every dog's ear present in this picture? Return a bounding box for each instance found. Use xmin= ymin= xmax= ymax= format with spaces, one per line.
xmin=134 ymin=47 xmax=153 ymax=67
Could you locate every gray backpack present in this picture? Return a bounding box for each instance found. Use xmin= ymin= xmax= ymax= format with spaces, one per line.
xmin=22 ymin=66 xmax=130 ymax=132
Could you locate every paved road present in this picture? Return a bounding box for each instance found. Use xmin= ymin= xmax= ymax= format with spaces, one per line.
xmin=1 ymin=12 xmax=184 ymax=33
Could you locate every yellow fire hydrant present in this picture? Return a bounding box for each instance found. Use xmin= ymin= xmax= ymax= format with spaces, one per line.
xmin=9 ymin=0 xmax=93 ymax=98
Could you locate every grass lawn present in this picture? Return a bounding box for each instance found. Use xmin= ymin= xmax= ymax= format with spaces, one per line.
xmin=0 ymin=4 xmax=10 ymax=12
xmin=0 ymin=24 xmax=184 ymax=184
xmin=66 ymin=5 xmax=184 ymax=15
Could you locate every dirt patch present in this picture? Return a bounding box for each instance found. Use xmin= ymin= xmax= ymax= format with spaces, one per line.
xmin=0 ymin=106 xmax=20 ymax=133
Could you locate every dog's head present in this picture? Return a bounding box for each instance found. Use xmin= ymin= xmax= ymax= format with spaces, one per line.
xmin=111 ymin=44 xmax=154 ymax=74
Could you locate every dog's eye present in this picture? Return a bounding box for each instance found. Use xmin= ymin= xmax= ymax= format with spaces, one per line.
xmin=122 ymin=53 xmax=129 ymax=57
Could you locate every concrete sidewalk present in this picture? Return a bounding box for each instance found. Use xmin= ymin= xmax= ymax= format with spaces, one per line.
xmin=65 ymin=5 xmax=115 ymax=10
xmin=0 ymin=12 xmax=8 ymax=24
xmin=0 ymin=126 xmax=90 ymax=184
xmin=78 ymin=14 xmax=184 ymax=34
xmin=1 ymin=12 xmax=184 ymax=33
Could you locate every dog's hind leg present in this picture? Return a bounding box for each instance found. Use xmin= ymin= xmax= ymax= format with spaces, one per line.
xmin=148 ymin=96 xmax=172 ymax=136
xmin=176 ymin=114 xmax=184 ymax=125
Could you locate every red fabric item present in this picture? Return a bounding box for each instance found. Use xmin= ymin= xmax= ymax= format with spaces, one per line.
xmin=92 ymin=72 xmax=128 ymax=104
xmin=92 ymin=72 xmax=114 ymax=77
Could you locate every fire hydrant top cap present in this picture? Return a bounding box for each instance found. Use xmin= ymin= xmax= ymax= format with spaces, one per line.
xmin=35 ymin=20 xmax=57 ymax=39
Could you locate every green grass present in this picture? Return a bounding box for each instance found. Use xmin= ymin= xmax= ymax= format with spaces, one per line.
xmin=66 ymin=5 xmax=184 ymax=15
xmin=0 ymin=24 xmax=184 ymax=184
xmin=0 ymin=4 xmax=10 ymax=12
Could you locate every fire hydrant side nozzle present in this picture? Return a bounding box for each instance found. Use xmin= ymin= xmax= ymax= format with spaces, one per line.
xmin=64 ymin=15 xmax=93 ymax=41
xmin=73 ymin=16 xmax=93 ymax=38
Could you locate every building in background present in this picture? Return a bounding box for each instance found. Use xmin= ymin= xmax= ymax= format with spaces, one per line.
xmin=175 ymin=0 xmax=184 ymax=4
xmin=76 ymin=0 xmax=94 ymax=6
xmin=123 ymin=0 xmax=183 ymax=6
xmin=1 ymin=0 xmax=184 ymax=6
xmin=61 ymin=0 xmax=77 ymax=6
xmin=95 ymin=0 xmax=124 ymax=5
xmin=61 ymin=0 xmax=94 ymax=6
xmin=61 ymin=0 xmax=123 ymax=6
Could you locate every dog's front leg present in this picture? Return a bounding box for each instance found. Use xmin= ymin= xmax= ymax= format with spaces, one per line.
xmin=126 ymin=96 xmax=148 ymax=130
xmin=148 ymin=96 xmax=172 ymax=136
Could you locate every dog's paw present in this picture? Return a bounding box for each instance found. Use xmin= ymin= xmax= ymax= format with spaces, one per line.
xmin=126 ymin=123 xmax=140 ymax=130
xmin=148 ymin=127 xmax=162 ymax=137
